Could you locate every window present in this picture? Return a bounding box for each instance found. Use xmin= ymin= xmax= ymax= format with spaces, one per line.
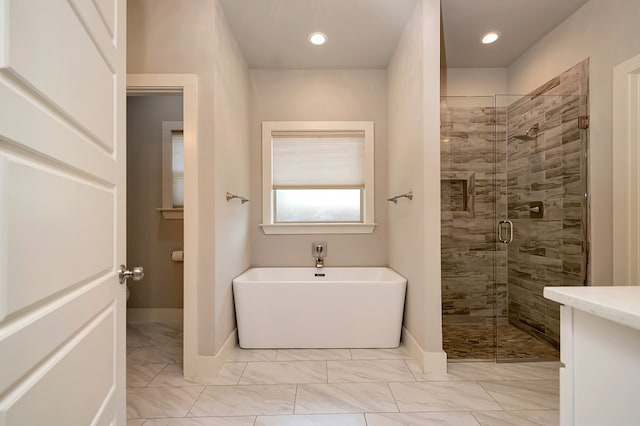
xmin=159 ymin=121 xmax=184 ymax=219
xmin=171 ymin=130 xmax=184 ymax=207
xmin=261 ymin=121 xmax=376 ymax=234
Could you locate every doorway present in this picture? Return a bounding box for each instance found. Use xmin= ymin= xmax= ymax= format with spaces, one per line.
xmin=126 ymin=94 xmax=184 ymax=318
xmin=126 ymin=74 xmax=199 ymax=377
xmin=613 ymin=53 xmax=640 ymax=285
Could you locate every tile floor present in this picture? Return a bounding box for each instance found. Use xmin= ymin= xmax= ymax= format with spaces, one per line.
xmin=127 ymin=322 xmax=560 ymax=425
xmin=443 ymin=321 xmax=560 ymax=360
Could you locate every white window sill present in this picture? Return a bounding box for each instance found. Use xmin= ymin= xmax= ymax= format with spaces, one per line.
xmin=260 ymin=223 xmax=377 ymax=235
xmin=157 ymin=208 xmax=183 ymax=220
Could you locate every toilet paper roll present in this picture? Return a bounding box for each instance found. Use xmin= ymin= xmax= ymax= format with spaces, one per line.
xmin=171 ymin=250 xmax=184 ymax=262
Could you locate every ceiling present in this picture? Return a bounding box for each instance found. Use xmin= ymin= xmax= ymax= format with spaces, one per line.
xmin=218 ymin=0 xmax=590 ymax=69
xmin=441 ymin=0 xmax=589 ymax=68
xmin=218 ymin=0 xmax=417 ymax=69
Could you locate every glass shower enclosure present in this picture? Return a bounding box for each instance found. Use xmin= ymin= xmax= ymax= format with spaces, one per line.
xmin=441 ymin=93 xmax=589 ymax=362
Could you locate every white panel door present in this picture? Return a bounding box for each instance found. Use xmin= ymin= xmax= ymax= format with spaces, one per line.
xmin=0 ymin=0 xmax=126 ymax=424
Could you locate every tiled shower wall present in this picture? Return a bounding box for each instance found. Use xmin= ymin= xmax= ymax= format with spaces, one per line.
xmin=440 ymin=100 xmax=507 ymax=359
xmin=504 ymin=60 xmax=589 ymax=348
xmin=440 ymin=60 xmax=589 ymax=357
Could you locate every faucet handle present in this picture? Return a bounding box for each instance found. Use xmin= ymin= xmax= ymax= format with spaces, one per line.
xmin=312 ymin=241 xmax=327 ymax=258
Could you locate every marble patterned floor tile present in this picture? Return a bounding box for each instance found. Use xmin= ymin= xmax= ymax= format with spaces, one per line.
xmin=404 ymin=360 xmax=455 ymax=382
xmin=328 ymin=360 xmax=414 ymax=383
xmin=124 ymin=324 xmax=563 ymax=425
xmin=127 ymin=322 xmax=182 ymax=346
xmin=240 ymin=361 xmax=327 ymax=385
xmin=126 ymin=386 xmax=204 ymax=419
xmin=143 ymin=417 xmax=257 ymax=426
xmin=127 ymin=333 xmax=153 ymax=350
xmin=142 ymin=321 xmax=181 ymax=334
xmin=276 ymin=349 xmax=351 ymax=361
xmin=406 ymin=360 xmax=503 ymax=382
xmin=188 ymin=385 xmax=296 ymax=417
xmin=446 ymin=363 xmax=505 ymax=381
xmin=295 ymin=382 xmax=398 ymax=414
xmin=172 ymin=331 xmax=184 ymax=345
xmin=491 ymin=362 xmax=560 ymax=380
xmin=472 ymin=409 xmax=559 ymax=426
xmin=366 ymin=412 xmax=481 ymax=426
xmin=255 ymin=414 xmax=366 ymax=426
xmin=478 ymin=380 xmax=559 ymax=410
xmin=389 ymin=381 xmax=502 ymax=412
xmin=127 ymin=363 xmax=167 ymax=387
xmin=209 ymin=362 xmax=247 ymax=385
xmin=148 ymin=364 xmax=203 ymax=387
xmin=350 ymin=346 xmax=411 ymax=360
xmin=128 ymin=345 xmax=184 ymax=365
xmin=228 ymin=346 xmax=278 ymax=362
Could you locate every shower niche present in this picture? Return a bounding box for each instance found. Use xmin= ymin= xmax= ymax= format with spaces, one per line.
xmin=441 ymin=60 xmax=589 ymax=362
xmin=441 ymin=173 xmax=474 ymax=216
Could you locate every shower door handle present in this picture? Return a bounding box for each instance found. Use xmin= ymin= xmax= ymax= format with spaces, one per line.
xmin=498 ymin=220 xmax=513 ymax=244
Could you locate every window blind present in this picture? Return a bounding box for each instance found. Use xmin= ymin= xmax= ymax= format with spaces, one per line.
xmin=172 ymin=131 xmax=184 ymax=207
xmin=272 ymin=136 xmax=364 ymax=188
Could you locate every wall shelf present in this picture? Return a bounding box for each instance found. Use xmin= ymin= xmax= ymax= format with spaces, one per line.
xmin=157 ymin=207 xmax=183 ymax=220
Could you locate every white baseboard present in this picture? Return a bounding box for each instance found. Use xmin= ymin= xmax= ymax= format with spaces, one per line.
xmin=402 ymin=326 xmax=448 ymax=374
xmin=190 ymin=328 xmax=238 ymax=383
xmin=126 ymin=308 xmax=184 ymax=327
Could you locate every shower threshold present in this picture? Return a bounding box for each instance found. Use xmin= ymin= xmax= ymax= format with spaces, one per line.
xmin=443 ymin=322 xmax=559 ymax=361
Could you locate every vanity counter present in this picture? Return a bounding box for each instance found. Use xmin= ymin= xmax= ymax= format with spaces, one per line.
xmin=544 ymin=285 xmax=640 ymax=330
xmin=544 ymin=285 xmax=640 ymax=426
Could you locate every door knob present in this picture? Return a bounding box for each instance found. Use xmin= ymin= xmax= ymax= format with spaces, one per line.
xmin=119 ymin=265 xmax=144 ymax=284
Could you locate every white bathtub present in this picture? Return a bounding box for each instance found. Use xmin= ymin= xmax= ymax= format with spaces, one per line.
xmin=232 ymin=267 xmax=407 ymax=348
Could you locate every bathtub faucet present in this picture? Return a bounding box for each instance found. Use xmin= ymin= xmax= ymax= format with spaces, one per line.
xmin=312 ymin=241 xmax=327 ymax=268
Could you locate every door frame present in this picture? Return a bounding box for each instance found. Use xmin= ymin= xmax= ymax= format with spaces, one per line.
xmin=613 ymin=54 xmax=640 ymax=285
xmin=126 ymin=74 xmax=199 ymax=374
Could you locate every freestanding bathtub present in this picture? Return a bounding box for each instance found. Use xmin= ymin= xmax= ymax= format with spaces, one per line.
xmin=232 ymin=267 xmax=407 ymax=348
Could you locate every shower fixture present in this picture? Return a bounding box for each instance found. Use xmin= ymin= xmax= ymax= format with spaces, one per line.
xmin=388 ymin=191 xmax=413 ymax=204
xmin=226 ymin=192 xmax=250 ymax=204
xmin=513 ymin=123 xmax=539 ymax=141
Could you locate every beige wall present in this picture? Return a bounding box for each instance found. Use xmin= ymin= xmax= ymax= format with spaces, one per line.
xmin=388 ymin=1 xmax=426 ymax=352
xmin=249 ymin=69 xmax=388 ymax=267
xmin=211 ymin=2 xmax=251 ymax=352
xmin=128 ymin=0 xmax=250 ymax=354
xmin=126 ymin=95 xmax=184 ymax=309
xmin=441 ymin=67 xmax=508 ymax=97
xmin=421 ymin=0 xmax=444 ymax=363
xmin=507 ymin=0 xmax=640 ymax=285
xmin=388 ymin=0 xmax=444 ymax=371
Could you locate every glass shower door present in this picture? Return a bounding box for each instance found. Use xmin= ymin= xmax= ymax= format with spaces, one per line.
xmin=495 ymin=94 xmax=589 ymax=361
xmin=440 ymin=96 xmax=498 ymax=360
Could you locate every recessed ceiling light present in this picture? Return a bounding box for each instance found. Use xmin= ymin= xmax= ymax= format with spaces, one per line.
xmin=308 ymin=32 xmax=328 ymax=46
xmin=481 ymin=32 xmax=500 ymax=45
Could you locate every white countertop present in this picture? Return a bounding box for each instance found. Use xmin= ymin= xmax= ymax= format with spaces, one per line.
xmin=544 ymin=286 xmax=640 ymax=331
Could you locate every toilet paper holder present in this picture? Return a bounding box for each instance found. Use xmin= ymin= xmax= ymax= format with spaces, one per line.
xmin=171 ymin=251 xmax=184 ymax=262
